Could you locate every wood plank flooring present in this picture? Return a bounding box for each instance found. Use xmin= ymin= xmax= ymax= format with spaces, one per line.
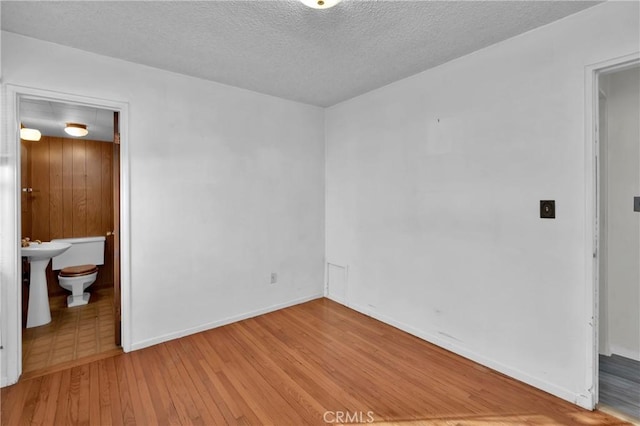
xmin=600 ymin=354 xmax=640 ymax=421
xmin=22 ymin=287 xmax=119 ymax=377
xmin=3 ymin=298 xmax=632 ymax=425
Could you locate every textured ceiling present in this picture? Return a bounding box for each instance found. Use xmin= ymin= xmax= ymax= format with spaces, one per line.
xmin=2 ymin=1 xmax=601 ymax=107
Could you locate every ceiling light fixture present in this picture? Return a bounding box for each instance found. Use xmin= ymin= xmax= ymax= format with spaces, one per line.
xmin=300 ymin=0 xmax=341 ymax=9
xmin=20 ymin=123 xmax=42 ymax=141
xmin=64 ymin=122 xmax=89 ymax=137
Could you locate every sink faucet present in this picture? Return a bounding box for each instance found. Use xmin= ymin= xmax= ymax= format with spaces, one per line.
xmin=21 ymin=238 xmax=42 ymax=247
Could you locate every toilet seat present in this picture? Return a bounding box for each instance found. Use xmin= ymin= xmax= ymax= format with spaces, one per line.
xmin=59 ymin=264 xmax=98 ymax=277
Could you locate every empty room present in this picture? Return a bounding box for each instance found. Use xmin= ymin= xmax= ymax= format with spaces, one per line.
xmin=1 ymin=1 xmax=639 ymax=424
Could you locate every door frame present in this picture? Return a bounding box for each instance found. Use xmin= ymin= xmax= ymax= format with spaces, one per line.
xmin=584 ymin=52 xmax=640 ymax=409
xmin=597 ymin=89 xmax=611 ymax=358
xmin=1 ymin=84 xmax=132 ymax=387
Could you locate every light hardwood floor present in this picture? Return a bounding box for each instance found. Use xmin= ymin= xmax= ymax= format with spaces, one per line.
xmin=3 ymin=298 xmax=631 ymax=425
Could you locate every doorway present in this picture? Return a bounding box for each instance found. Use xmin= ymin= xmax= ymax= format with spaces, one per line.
xmin=595 ymin=64 xmax=640 ymax=420
xmin=19 ymin=99 xmax=122 ymax=377
xmin=1 ymin=85 xmax=130 ymax=387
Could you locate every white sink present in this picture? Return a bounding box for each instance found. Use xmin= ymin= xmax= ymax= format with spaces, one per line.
xmin=22 ymin=242 xmax=71 ymax=260
xmin=22 ymin=242 xmax=71 ymax=328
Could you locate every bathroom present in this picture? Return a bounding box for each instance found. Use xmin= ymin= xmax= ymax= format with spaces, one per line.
xmin=20 ymin=99 xmax=121 ymax=375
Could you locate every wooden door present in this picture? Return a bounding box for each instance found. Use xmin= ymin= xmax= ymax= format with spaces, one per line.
xmin=113 ymin=112 xmax=121 ymax=346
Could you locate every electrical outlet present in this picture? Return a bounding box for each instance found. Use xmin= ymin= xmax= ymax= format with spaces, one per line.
xmin=270 ymin=273 xmax=277 ymax=284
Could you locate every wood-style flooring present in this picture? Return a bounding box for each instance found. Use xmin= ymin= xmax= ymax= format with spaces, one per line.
xmin=3 ymin=298 xmax=631 ymax=425
xmin=22 ymin=287 xmax=120 ymax=378
xmin=600 ymin=354 xmax=640 ymax=421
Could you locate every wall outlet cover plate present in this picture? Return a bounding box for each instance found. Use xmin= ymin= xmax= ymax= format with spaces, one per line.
xmin=540 ymin=200 xmax=555 ymax=219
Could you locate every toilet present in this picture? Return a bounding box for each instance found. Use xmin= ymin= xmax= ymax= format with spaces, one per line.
xmin=51 ymin=236 xmax=106 ymax=307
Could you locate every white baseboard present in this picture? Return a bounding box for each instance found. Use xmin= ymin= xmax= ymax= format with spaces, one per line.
xmin=131 ymin=293 xmax=324 ymax=351
xmin=328 ymin=297 xmax=592 ymax=410
xmin=610 ymin=345 xmax=640 ymax=362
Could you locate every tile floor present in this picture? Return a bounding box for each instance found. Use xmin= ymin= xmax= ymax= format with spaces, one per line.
xmin=22 ymin=287 xmax=119 ymax=374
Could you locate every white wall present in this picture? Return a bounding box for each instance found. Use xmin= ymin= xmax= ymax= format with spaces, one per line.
xmin=1 ymin=32 xmax=325 ymax=383
xmin=325 ymin=1 xmax=639 ymax=408
xmin=603 ymin=67 xmax=640 ymax=361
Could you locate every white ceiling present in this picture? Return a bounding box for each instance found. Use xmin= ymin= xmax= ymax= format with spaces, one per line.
xmin=2 ymin=1 xmax=601 ymax=107
xmin=20 ymin=99 xmax=115 ymax=142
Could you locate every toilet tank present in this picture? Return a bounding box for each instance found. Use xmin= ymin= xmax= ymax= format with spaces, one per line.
xmin=51 ymin=236 xmax=106 ymax=270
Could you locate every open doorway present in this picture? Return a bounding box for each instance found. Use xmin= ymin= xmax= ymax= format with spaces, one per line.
xmin=19 ymin=98 xmax=123 ymax=377
xmin=0 ymin=85 xmax=131 ymax=386
xmin=596 ymin=64 xmax=640 ymax=420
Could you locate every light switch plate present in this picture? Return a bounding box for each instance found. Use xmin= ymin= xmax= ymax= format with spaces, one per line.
xmin=540 ymin=200 xmax=555 ymax=219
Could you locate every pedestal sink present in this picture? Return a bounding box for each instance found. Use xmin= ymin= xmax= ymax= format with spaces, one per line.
xmin=22 ymin=242 xmax=71 ymax=328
